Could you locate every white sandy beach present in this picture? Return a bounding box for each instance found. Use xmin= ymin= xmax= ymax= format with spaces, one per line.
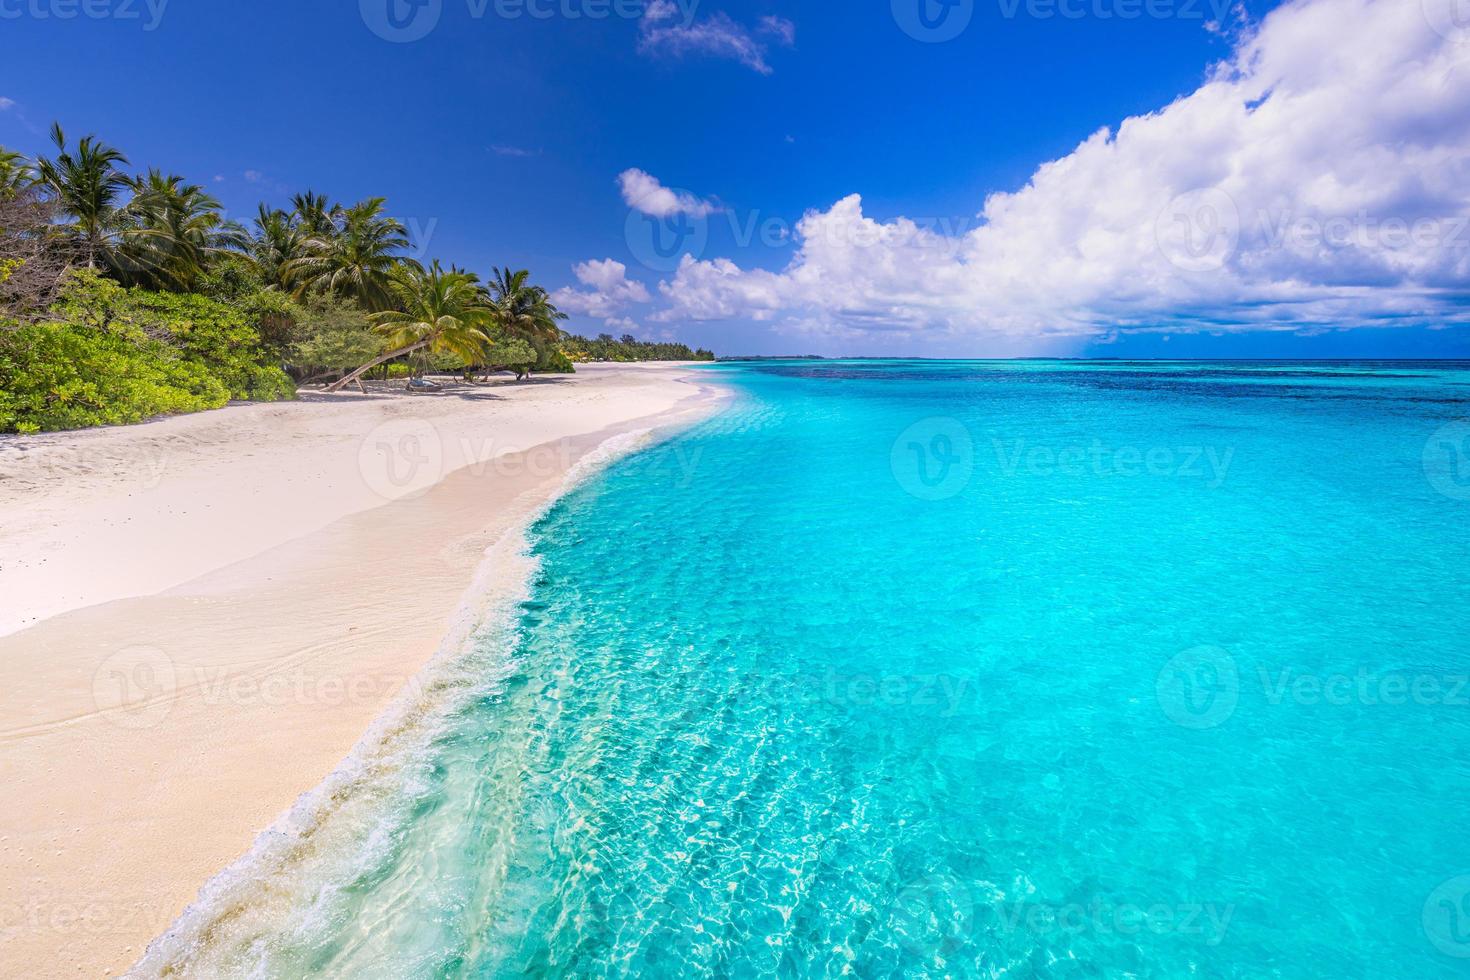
xmin=0 ymin=364 xmax=721 ymax=978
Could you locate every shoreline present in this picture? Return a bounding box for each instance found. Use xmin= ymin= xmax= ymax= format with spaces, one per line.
xmin=0 ymin=364 xmax=729 ymax=979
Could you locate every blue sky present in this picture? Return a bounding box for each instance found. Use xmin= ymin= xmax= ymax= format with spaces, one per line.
xmin=2 ymin=0 xmax=1467 ymax=357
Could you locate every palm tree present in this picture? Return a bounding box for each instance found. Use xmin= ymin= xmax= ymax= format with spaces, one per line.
xmin=488 ymin=266 xmax=567 ymax=346
xmin=289 ymin=191 xmax=341 ymax=238
xmin=250 ymin=204 xmax=304 ymax=290
xmin=119 ymin=170 xmax=247 ymax=290
xmin=327 ymin=261 xmax=496 ymax=392
xmin=0 ymin=148 xmax=34 ymax=200
xmin=285 ymin=197 xmax=414 ymax=311
xmin=33 ymin=123 xmax=133 ymax=270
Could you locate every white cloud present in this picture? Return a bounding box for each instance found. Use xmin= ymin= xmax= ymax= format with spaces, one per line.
xmin=551 ymin=259 xmax=652 ymax=320
xmin=618 ymin=168 xmax=719 ymax=218
xmin=758 ymin=15 xmax=797 ymax=46
xmin=652 ymin=0 xmax=1470 ymax=347
xmin=0 ymin=97 xmax=15 ymax=111
xmin=243 ymin=170 xmax=264 ymax=183
xmin=638 ymin=1 xmax=795 ymax=76
xmin=492 ymin=144 xmax=539 ymax=158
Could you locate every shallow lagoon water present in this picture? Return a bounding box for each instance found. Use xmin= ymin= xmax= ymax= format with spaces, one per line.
xmin=142 ymin=360 xmax=1470 ymax=978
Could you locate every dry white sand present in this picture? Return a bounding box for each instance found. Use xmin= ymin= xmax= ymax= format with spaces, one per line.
xmin=0 ymin=364 xmax=723 ymax=978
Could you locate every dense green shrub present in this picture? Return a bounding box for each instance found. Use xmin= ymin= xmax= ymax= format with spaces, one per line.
xmin=534 ymin=345 xmax=576 ymax=374
xmin=0 ymin=270 xmax=294 ymax=433
xmin=0 ymin=321 xmax=230 ymax=433
xmin=197 ymin=256 xmax=267 ymax=303
xmin=49 ymin=270 xmax=295 ymax=400
xmin=289 ymin=297 xmax=382 ymax=379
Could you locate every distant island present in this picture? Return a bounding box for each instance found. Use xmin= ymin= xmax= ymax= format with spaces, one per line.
xmin=562 ymin=333 xmax=714 ymax=363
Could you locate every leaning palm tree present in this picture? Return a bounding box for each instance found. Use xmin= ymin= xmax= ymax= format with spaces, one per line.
xmin=285 ymin=197 xmax=414 ymax=311
xmin=327 ymin=261 xmax=496 ymax=392
xmin=32 ymin=123 xmax=133 ymax=270
xmin=0 ymin=147 xmax=35 ymax=200
xmin=119 ymin=170 xmax=247 ymax=290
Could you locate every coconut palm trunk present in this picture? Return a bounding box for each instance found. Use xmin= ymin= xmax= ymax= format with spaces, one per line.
xmin=326 ymin=339 xmax=429 ymax=392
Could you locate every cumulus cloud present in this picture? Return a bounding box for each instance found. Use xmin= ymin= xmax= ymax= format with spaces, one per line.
xmin=551 ymin=259 xmax=652 ymax=320
xmin=618 ymin=168 xmax=719 ymax=218
xmin=638 ymin=1 xmax=795 ymax=75
xmin=651 ymin=0 xmax=1470 ymax=346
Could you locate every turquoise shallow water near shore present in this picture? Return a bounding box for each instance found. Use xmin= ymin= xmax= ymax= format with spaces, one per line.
xmin=145 ymin=361 xmax=1470 ymax=977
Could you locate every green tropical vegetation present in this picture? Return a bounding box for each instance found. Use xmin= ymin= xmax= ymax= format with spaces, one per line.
xmin=562 ymin=332 xmax=715 ymax=363
xmin=0 ymin=125 xmax=714 ymax=434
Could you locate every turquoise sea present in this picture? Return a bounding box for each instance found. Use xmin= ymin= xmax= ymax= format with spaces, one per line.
xmin=142 ymin=360 xmax=1470 ymax=978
